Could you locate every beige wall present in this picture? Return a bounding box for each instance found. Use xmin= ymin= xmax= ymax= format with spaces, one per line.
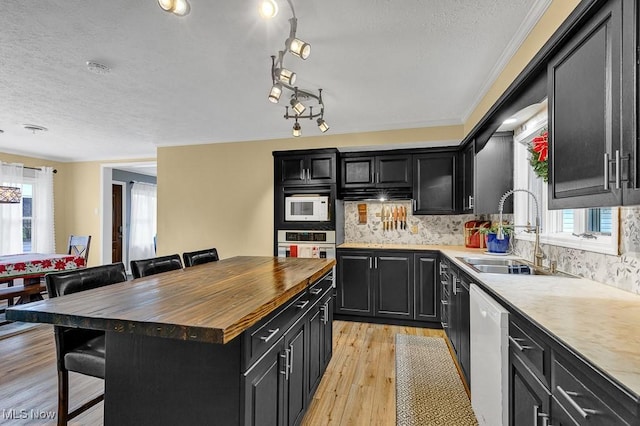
xmin=2 ymin=0 xmax=582 ymax=263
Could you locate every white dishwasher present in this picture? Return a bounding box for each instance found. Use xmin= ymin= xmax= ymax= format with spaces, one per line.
xmin=470 ymin=284 xmax=509 ymax=426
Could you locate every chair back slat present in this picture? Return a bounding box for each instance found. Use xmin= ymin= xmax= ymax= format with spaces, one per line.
xmin=68 ymin=235 xmax=91 ymax=262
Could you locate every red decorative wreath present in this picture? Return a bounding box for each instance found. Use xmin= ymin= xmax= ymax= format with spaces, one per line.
xmin=528 ymin=130 xmax=548 ymax=182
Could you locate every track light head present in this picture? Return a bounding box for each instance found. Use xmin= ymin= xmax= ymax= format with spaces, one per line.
xmin=268 ymin=84 xmax=282 ymax=103
xmin=292 ymin=121 xmax=302 ymax=137
xmin=158 ymin=0 xmax=190 ymax=16
xmin=288 ymin=38 xmax=311 ymax=60
xmin=259 ymin=0 xmax=279 ymax=19
xmin=317 ymin=118 xmax=329 ymax=133
xmin=290 ymin=98 xmax=306 ymax=115
xmin=275 ymin=68 xmax=296 ymax=85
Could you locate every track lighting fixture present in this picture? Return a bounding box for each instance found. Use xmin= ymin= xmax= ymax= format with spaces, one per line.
xmin=158 ymin=0 xmax=190 ymax=16
xmin=264 ymin=0 xmax=329 ymax=136
xmin=292 ymin=120 xmax=301 ymax=137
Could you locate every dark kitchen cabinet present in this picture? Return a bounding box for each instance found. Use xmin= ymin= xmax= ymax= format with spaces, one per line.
xmin=446 ymin=268 xmax=470 ymax=385
xmin=414 ymin=253 xmax=439 ymax=322
xmin=474 ymin=132 xmax=514 ymax=214
xmin=336 ymin=251 xmax=374 ymax=316
xmin=509 ymin=347 xmax=551 ymax=426
xmin=336 ymin=249 xmax=441 ymax=325
xmin=461 ymin=141 xmax=475 ymax=213
xmin=283 ymin=317 xmax=307 ymax=426
xmin=548 ymin=0 xmax=629 ymax=208
xmin=244 ymin=336 xmax=286 ymax=426
xmin=307 ymin=287 xmax=333 ymax=401
xmin=341 ymin=154 xmax=412 ymax=189
xmin=274 ymin=149 xmax=338 ymax=186
xmin=374 ymin=252 xmax=413 ymax=320
xmin=413 ymin=151 xmax=458 ymax=214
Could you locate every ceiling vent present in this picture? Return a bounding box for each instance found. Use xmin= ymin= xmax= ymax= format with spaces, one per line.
xmin=86 ymin=61 xmax=111 ymax=74
xmin=23 ymin=124 xmax=48 ymax=134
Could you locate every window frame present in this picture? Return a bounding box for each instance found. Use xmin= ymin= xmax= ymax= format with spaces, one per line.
xmin=513 ymin=115 xmax=619 ymax=256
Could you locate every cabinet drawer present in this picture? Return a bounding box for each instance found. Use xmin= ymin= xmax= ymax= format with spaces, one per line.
xmin=552 ymin=357 xmax=634 ymax=426
xmin=509 ymin=320 xmax=548 ymax=385
xmin=243 ymin=291 xmax=309 ymax=371
xmin=308 ymin=272 xmax=333 ymax=306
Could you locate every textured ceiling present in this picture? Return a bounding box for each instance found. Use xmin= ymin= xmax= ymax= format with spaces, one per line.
xmin=0 ymin=0 xmax=549 ymax=163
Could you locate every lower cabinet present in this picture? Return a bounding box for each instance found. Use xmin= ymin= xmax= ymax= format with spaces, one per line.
xmin=336 ymin=249 xmax=440 ymax=324
xmin=243 ymin=272 xmax=334 ymax=426
xmin=446 ymin=267 xmax=470 ymax=386
xmin=509 ymin=348 xmax=551 ymax=426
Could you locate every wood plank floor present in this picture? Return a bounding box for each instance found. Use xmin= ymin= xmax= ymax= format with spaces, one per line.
xmin=0 ymin=320 xmax=449 ymax=425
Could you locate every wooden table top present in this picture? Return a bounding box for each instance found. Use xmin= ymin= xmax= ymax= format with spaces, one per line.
xmin=6 ymin=256 xmax=336 ymax=344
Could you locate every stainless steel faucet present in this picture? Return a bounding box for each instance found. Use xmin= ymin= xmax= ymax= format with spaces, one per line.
xmin=497 ymin=189 xmax=545 ymax=269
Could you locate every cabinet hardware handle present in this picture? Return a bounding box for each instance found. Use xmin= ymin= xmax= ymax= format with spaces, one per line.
xmin=439 ymin=263 xmax=448 ymax=274
xmin=288 ymin=344 xmax=294 ymax=377
xmin=615 ymin=150 xmax=621 ymax=189
xmin=295 ymin=300 xmax=309 ymax=310
xmin=534 ymin=405 xmax=550 ymax=426
xmin=508 ymin=336 xmax=532 ymax=351
xmin=259 ymin=328 xmax=280 ymax=342
xmin=412 ymin=199 xmax=417 ymax=211
xmin=604 ymin=153 xmax=610 ymax=190
xmin=280 ymin=352 xmax=288 ymax=377
xmin=441 ymin=300 xmax=449 ymax=305
xmin=468 ymin=195 xmax=474 ymax=209
xmin=375 ymin=172 xmax=379 ymax=183
xmin=374 ymin=257 xmax=378 ymax=269
xmin=556 ymin=386 xmax=598 ymax=418
xmin=320 ymin=304 xmax=326 ymax=323
xmin=307 ymin=169 xmax=311 ymax=181
xmin=310 ymin=288 xmax=323 ymax=295
xmin=441 ymin=322 xmax=448 ymax=328
xmin=369 ymin=257 xmax=372 ymax=269
xmin=452 ymin=278 xmax=459 ymax=295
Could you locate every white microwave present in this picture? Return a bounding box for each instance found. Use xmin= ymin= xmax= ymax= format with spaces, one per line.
xmin=285 ymin=195 xmax=330 ymax=222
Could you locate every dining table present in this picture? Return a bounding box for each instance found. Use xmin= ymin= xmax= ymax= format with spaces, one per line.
xmin=0 ymin=253 xmax=86 ymax=304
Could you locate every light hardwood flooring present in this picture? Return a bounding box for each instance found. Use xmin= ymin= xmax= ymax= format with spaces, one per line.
xmin=0 ymin=320 xmax=447 ymax=425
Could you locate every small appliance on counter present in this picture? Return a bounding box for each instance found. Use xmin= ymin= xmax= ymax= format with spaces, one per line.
xmin=464 ymin=220 xmax=491 ymax=248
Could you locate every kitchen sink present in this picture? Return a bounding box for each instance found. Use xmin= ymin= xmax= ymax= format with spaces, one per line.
xmin=457 ymin=257 xmax=576 ymax=277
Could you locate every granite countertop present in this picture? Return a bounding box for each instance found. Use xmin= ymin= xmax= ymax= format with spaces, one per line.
xmin=7 ymin=256 xmax=336 ymax=344
xmin=338 ymin=243 xmax=640 ymax=397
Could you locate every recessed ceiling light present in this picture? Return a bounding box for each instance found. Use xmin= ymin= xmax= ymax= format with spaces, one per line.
xmin=86 ymin=61 xmax=111 ymax=74
xmin=23 ymin=124 xmax=48 ymax=134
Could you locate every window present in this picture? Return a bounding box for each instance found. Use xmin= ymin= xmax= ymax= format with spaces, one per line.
xmin=513 ymin=112 xmax=619 ymax=255
xmin=22 ymin=183 xmax=33 ymax=252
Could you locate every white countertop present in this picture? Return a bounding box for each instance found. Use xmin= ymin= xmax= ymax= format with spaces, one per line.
xmin=338 ymin=243 xmax=640 ymax=397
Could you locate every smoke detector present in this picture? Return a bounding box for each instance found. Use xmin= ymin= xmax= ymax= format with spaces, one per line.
xmin=23 ymin=124 xmax=48 ymax=134
xmin=86 ymin=61 xmax=111 ymax=74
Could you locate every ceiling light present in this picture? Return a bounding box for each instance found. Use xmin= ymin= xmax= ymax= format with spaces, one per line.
xmin=288 ymin=38 xmax=311 ymax=60
xmin=23 ymin=124 xmax=48 ymax=134
xmin=276 ymin=68 xmax=296 ymax=85
xmin=158 ymin=0 xmax=190 ymax=16
xmin=317 ymin=118 xmax=329 ymax=133
xmin=259 ymin=0 xmax=278 ymax=19
xmin=292 ymin=121 xmax=301 ymax=137
xmin=290 ymin=98 xmax=306 ymax=115
xmin=266 ymin=2 xmax=329 ymax=137
xmin=503 ymin=118 xmax=517 ymax=124
xmin=268 ymin=84 xmax=283 ymax=103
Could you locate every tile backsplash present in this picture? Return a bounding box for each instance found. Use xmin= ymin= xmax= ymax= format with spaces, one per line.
xmin=343 ymin=201 xmax=640 ymax=295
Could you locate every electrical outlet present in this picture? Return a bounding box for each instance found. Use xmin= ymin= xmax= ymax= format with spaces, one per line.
xmin=411 ymin=225 xmax=418 ymax=234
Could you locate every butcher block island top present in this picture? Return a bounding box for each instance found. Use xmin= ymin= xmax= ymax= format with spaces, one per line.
xmin=6 ymin=256 xmax=336 ymax=344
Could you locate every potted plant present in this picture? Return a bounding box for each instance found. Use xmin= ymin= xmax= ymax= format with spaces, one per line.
xmin=479 ymin=223 xmax=513 ymax=253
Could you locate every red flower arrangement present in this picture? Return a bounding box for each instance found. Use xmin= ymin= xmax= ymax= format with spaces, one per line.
xmin=528 ymin=130 xmax=548 ymax=182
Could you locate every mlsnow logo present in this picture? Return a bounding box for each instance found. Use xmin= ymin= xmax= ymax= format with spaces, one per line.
xmin=1 ymin=408 xmax=56 ymax=420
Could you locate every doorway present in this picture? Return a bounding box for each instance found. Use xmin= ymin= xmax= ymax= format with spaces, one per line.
xmin=112 ymin=183 xmax=124 ymax=263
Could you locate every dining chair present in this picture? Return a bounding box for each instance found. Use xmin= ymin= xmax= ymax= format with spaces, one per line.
xmin=130 ymin=254 xmax=183 ymax=279
xmin=45 ymin=262 xmax=128 ymax=425
xmin=182 ymin=247 xmax=219 ymax=267
xmin=67 ymin=235 xmax=91 ymax=263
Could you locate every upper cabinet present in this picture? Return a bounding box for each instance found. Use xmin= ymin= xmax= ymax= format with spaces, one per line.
xmin=548 ymin=0 xmax=637 ymax=208
xmin=413 ymin=150 xmax=459 ymax=214
xmin=340 ymin=153 xmax=413 ymax=199
xmin=460 ymin=142 xmax=475 ymax=213
xmin=474 ymin=132 xmax=514 ymax=214
xmin=274 ymin=149 xmax=338 ymax=186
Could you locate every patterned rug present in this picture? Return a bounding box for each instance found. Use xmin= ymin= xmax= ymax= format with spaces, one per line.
xmin=396 ymin=334 xmax=478 ymax=426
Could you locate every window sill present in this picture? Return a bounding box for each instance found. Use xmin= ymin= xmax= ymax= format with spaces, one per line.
xmin=515 ymin=232 xmax=619 ymax=256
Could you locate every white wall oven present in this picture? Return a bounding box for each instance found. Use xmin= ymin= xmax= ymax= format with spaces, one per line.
xmin=284 ymin=195 xmax=330 ymax=222
xmin=277 ymin=230 xmax=336 ymax=259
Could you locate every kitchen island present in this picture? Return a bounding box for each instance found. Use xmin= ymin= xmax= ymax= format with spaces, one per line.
xmin=7 ymin=256 xmax=336 ymax=425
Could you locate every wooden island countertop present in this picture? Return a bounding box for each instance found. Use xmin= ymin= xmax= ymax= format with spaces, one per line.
xmin=6 ymin=256 xmax=336 ymax=344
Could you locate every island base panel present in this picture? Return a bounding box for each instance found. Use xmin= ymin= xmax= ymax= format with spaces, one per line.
xmin=104 ymin=331 xmax=242 ymax=425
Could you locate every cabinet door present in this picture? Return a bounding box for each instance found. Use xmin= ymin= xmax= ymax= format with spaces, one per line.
xmin=277 ymin=157 xmax=307 ymax=186
xmin=413 ymin=152 xmax=458 ymax=214
xmin=461 ymin=142 xmax=475 ymax=213
xmin=509 ymin=351 xmax=551 ymax=426
xmin=548 ymin=0 xmax=623 ymax=208
xmin=374 ymin=252 xmax=413 ymax=319
xmin=375 ymin=155 xmax=412 ymax=188
xmin=413 ymin=253 xmax=439 ymax=322
xmin=458 ymin=277 xmax=471 ymax=386
xmin=341 ymin=156 xmax=375 ymax=188
xmin=336 ymin=251 xmax=374 ymax=316
xmin=307 ymin=154 xmax=336 ymax=185
xmin=243 ymin=337 xmax=285 ymax=426
xmin=475 ymin=133 xmax=513 ymax=214
xmin=307 ymin=305 xmax=322 ymax=400
xmin=448 ymin=270 xmax=460 ymax=356
xmin=320 ymin=294 xmax=333 ymax=371
xmin=283 ymin=318 xmax=306 ymax=426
